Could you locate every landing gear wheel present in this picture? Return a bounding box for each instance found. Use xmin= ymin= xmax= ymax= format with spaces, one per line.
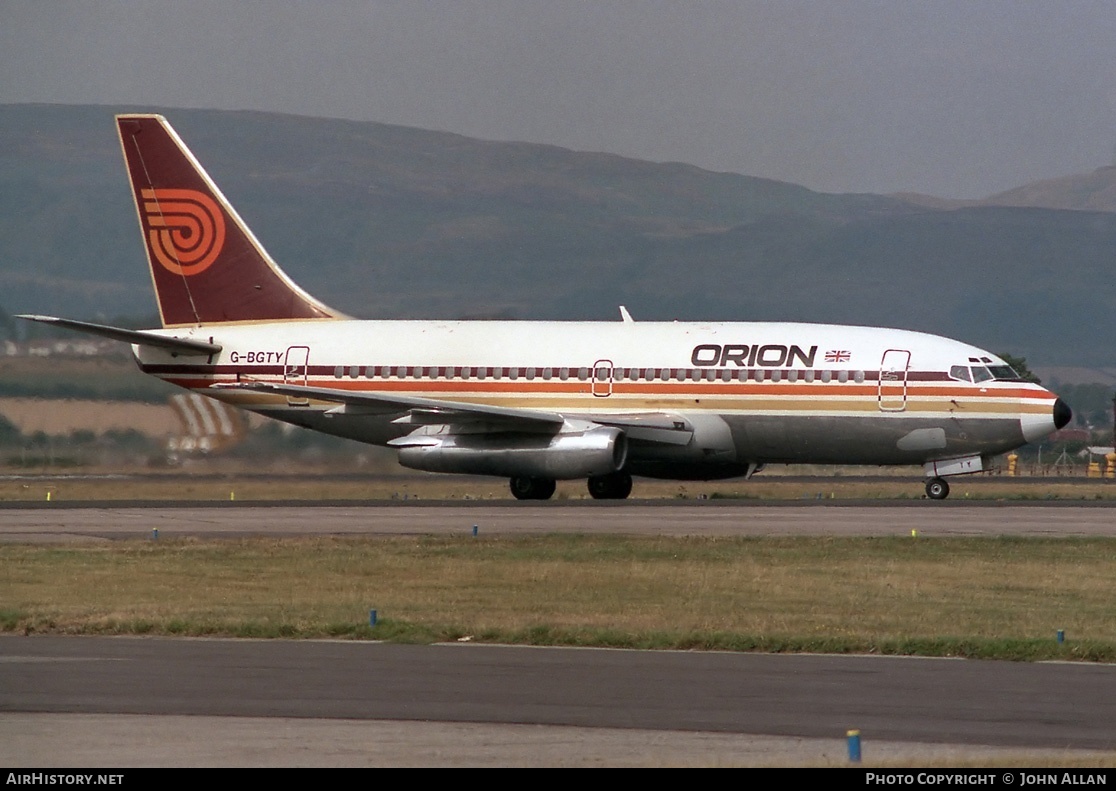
xmin=925 ymin=477 xmax=950 ymax=500
xmin=509 ymin=477 xmax=556 ymax=501
xmin=587 ymin=472 xmax=633 ymax=500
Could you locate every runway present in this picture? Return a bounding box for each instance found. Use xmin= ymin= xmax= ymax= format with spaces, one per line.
xmin=2 ymin=500 xmax=1115 ymax=542
xmin=3 ymin=501 xmax=1116 ymax=766
xmin=3 ymin=636 xmax=1115 ymax=767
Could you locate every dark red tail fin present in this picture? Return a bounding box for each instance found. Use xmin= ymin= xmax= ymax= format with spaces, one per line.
xmin=116 ymin=114 xmax=344 ymax=327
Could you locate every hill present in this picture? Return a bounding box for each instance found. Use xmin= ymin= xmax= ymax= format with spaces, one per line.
xmin=982 ymin=166 xmax=1116 ymax=212
xmin=898 ymin=166 xmax=1116 ymax=213
xmin=1 ymin=104 xmax=1114 ymax=366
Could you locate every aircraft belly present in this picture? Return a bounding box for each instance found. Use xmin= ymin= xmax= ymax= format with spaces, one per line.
xmin=255 ymin=404 xmax=1028 ymax=471
xmin=726 ymin=414 xmax=1026 ymax=466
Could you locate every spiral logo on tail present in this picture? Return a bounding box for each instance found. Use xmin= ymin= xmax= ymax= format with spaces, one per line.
xmin=141 ymin=188 xmax=226 ymax=276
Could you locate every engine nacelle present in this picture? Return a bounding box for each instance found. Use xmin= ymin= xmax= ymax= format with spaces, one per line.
xmin=397 ymin=426 xmax=628 ymax=480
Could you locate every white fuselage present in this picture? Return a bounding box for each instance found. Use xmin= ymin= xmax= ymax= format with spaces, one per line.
xmin=135 ymin=318 xmax=1060 ymax=480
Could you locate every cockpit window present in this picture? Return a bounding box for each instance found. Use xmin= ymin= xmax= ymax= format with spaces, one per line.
xmin=988 ymin=365 xmax=1022 ymax=381
xmin=954 ymin=363 xmax=1023 ymax=383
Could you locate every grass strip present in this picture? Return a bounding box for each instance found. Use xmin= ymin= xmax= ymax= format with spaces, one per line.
xmin=4 ymin=535 xmax=1115 ymax=661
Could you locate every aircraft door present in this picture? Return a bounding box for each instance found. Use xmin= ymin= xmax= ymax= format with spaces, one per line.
xmin=284 ymin=345 xmax=311 ymax=406
xmin=878 ymin=349 xmax=911 ymax=412
xmin=591 ymin=359 xmax=614 ymax=397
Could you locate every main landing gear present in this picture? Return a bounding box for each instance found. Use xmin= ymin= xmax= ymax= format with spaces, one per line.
xmin=509 ymin=472 xmax=634 ymax=501
xmin=587 ymin=472 xmax=633 ymax=500
xmin=925 ymin=477 xmax=950 ymax=500
xmin=509 ymin=476 xmax=556 ymax=501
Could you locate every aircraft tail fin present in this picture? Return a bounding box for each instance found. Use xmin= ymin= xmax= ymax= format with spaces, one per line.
xmin=116 ymin=114 xmax=345 ymax=327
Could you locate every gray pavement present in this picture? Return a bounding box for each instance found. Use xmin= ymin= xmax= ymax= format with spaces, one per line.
xmin=4 ymin=501 xmax=1116 ymax=767
xmin=1 ymin=502 xmax=1115 ymax=543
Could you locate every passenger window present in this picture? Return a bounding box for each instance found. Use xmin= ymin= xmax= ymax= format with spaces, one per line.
xmin=820 ymin=370 xmax=832 ymax=383
xmin=838 ymin=370 xmax=849 ymax=383
xmin=854 ymin=370 xmax=865 ymax=383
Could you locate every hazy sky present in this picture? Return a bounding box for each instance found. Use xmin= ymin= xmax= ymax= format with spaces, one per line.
xmin=3 ymin=1 xmax=1115 ymax=198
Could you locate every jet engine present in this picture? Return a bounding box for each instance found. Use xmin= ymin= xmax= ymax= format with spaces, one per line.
xmin=396 ymin=425 xmax=628 ymax=480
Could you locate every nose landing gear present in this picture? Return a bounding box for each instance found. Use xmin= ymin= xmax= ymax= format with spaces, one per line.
xmin=925 ymin=477 xmax=950 ymax=500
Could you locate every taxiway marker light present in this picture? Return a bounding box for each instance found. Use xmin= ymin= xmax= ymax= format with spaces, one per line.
xmin=473 ymin=524 xmax=478 ymax=536
xmin=1057 ymin=629 xmax=1065 ymax=645
xmin=369 ymin=609 xmax=378 ymax=627
xmin=152 ymin=528 xmax=158 ymax=540
xmin=847 ymin=729 xmax=861 ymax=762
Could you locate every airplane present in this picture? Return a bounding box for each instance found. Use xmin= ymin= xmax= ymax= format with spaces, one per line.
xmin=19 ymin=114 xmax=1072 ymax=501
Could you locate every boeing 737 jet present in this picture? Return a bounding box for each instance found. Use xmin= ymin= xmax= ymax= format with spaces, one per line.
xmin=20 ymin=115 xmax=1072 ymax=500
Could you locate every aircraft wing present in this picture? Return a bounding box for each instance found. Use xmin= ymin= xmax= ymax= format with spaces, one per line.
xmin=588 ymin=413 xmax=695 ymax=446
xmin=228 ymin=381 xmax=566 ymax=427
xmin=16 ymin=315 xmax=221 ymax=356
xmin=227 ymin=381 xmax=695 ymax=445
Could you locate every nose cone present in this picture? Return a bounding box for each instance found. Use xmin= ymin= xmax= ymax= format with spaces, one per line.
xmin=1021 ymin=395 xmax=1073 ymax=444
xmin=1053 ymin=398 xmax=1072 ymax=430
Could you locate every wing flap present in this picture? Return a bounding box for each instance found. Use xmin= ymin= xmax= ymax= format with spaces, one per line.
xmin=229 ymin=381 xmax=566 ymax=427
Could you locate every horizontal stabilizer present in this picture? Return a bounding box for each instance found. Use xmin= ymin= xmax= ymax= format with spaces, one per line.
xmin=16 ymin=315 xmax=221 ymax=356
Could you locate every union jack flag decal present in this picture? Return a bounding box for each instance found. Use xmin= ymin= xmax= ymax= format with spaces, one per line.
xmin=825 ymin=350 xmax=851 ymax=363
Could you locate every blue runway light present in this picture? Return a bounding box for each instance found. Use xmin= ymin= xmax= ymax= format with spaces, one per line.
xmin=847 ymin=729 xmax=861 ymax=762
